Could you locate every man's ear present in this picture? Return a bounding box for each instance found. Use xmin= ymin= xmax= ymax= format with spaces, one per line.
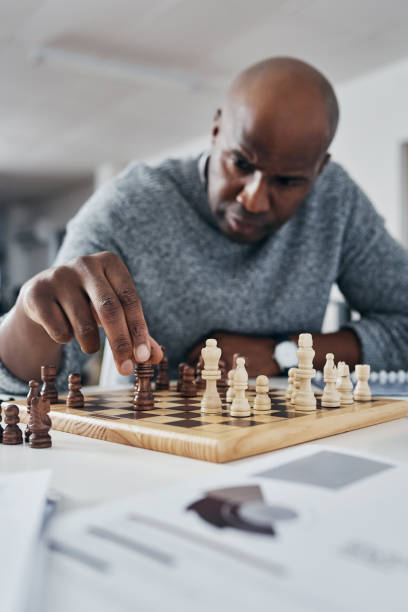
xmin=318 ymin=152 xmax=331 ymax=175
xmin=211 ymin=108 xmax=222 ymax=143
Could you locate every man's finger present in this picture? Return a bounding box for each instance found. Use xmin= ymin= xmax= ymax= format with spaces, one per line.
xmin=85 ymin=277 xmax=135 ymax=375
xmin=104 ymin=259 xmax=152 ymax=364
xmin=56 ymin=287 xmax=100 ymax=354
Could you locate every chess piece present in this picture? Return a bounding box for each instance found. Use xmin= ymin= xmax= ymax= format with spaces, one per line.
xmin=293 ymin=333 xmax=316 ymax=411
xmin=321 ymin=353 xmax=341 ymax=408
xmin=253 ymin=375 xmax=271 ymax=413
xmin=133 ymin=364 xmax=139 ymax=394
xmin=25 ymin=379 xmax=39 ymax=442
xmin=0 ymin=403 xmax=3 ymax=442
xmin=156 ymin=346 xmax=170 ymax=390
xmin=1 ymin=403 xmax=23 ymax=445
xmin=230 ymin=358 xmax=251 ymax=417
xmin=290 ymin=369 xmax=301 ymax=405
xmin=177 ymin=362 xmax=187 ymax=392
xmin=226 ymin=369 xmax=235 ymax=403
xmin=337 ymin=362 xmax=354 ymax=405
xmin=180 ymin=365 xmax=197 ymax=397
xmin=133 ymin=360 xmax=155 ymax=410
xmin=200 ymin=339 xmax=222 ymax=414
xmin=354 ymin=364 xmax=372 ymax=401
xmin=217 ymin=359 xmax=228 ymax=392
xmin=66 ymin=373 xmax=84 ymax=408
xmin=41 ymin=365 xmax=58 ymax=403
xmin=29 ymin=395 xmax=52 ymax=448
xmin=195 ymin=355 xmax=206 ymax=390
xmin=286 ymin=367 xmax=296 ymax=400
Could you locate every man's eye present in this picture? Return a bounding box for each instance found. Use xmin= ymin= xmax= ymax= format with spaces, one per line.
xmin=276 ymin=176 xmax=299 ymax=187
xmin=234 ymin=157 xmax=253 ymax=173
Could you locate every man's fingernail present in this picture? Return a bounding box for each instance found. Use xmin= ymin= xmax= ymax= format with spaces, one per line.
xmin=120 ymin=359 xmax=134 ymax=376
xmin=135 ymin=344 xmax=150 ymax=362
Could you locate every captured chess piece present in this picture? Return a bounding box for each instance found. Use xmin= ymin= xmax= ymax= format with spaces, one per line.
xmin=293 ymin=334 xmax=316 ymax=411
xmin=66 ymin=373 xmax=84 ymax=408
xmin=29 ymin=395 xmax=52 ymax=448
xmin=177 ymin=362 xmax=187 ymax=392
xmin=156 ymin=346 xmax=170 ymax=391
xmin=133 ymin=360 xmax=155 ymax=410
xmin=180 ymin=365 xmax=197 ymax=397
xmin=354 ymin=364 xmax=372 ymax=401
xmin=41 ymin=364 xmax=58 ymax=403
xmin=253 ymin=375 xmax=271 ymax=413
xmin=200 ymin=339 xmax=222 ymax=414
xmin=195 ymin=355 xmax=206 ymax=390
xmin=1 ymin=403 xmax=23 ymax=445
xmin=26 ymin=379 xmax=40 ymax=442
xmin=230 ymin=357 xmax=251 ymax=417
xmin=321 ymin=353 xmax=341 ymax=408
xmin=337 ymin=362 xmax=354 ymax=405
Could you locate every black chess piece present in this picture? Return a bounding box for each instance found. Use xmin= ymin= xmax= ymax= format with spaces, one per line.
xmin=133 ymin=361 xmax=155 ymax=410
xmin=2 ymin=403 xmax=23 ymax=445
xmin=66 ymin=373 xmax=84 ymax=408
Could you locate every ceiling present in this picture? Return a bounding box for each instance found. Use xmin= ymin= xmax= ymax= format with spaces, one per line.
xmin=1 ymin=0 xmax=408 ymax=194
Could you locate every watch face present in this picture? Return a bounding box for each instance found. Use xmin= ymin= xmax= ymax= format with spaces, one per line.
xmin=275 ymin=341 xmax=298 ymax=369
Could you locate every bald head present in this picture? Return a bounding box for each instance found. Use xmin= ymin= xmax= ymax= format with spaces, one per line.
xmin=225 ymin=57 xmax=339 ymax=151
xmin=207 ymin=57 xmax=339 ymax=244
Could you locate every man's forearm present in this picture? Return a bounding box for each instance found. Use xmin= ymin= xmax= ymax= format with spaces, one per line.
xmin=290 ymin=329 xmax=362 ymax=371
xmin=0 ymin=300 xmax=62 ymax=382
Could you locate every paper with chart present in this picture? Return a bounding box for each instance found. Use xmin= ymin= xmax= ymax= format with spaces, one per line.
xmin=40 ymin=445 xmax=408 ymax=612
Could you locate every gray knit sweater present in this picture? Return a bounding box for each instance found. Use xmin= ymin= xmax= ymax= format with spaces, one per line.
xmin=1 ymin=154 xmax=408 ymax=393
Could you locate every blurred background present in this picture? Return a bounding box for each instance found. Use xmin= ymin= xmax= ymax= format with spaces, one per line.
xmin=1 ymin=0 xmax=408 ymax=380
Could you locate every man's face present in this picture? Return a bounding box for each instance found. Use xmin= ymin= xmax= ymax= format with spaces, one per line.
xmin=207 ymin=106 xmax=329 ymax=243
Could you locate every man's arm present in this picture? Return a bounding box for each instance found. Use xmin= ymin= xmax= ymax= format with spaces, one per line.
xmin=0 ymin=252 xmax=163 ymax=384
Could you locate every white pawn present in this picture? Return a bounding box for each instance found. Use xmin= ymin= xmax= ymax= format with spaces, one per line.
xmin=337 ymin=362 xmax=354 ymax=405
xmin=286 ymin=367 xmax=296 ymax=400
xmin=321 ymin=353 xmax=340 ymax=408
xmin=293 ymin=333 xmax=316 ymax=411
xmin=290 ymin=369 xmax=300 ymax=405
xmin=354 ymin=364 xmax=372 ymax=401
xmin=226 ymin=369 xmax=235 ymax=403
xmin=253 ymin=375 xmax=271 ymax=413
xmin=230 ymin=358 xmax=251 ymax=417
xmin=200 ymin=339 xmax=222 ymax=414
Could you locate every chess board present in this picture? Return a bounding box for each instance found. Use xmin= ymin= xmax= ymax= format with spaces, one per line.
xmin=16 ymin=386 xmax=408 ymax=463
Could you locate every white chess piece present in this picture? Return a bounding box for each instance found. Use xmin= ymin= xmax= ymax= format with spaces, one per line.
xmin=337 ymin=362 xmax=354 ymax=405
xmin=286 ymin=367 xmax=296 ymax=400
xmin=226 ymin=369 xmax=235 ymax=403
xmin=200 ymin=339 xmax=222 ymax=414
xmin=253 ymin=375 xmax=271 ymax=413
xmin=230 ymin=358 xmax=251 ymax=417
xmin=321 ymin=353 xmax=340 ymax=408
xmin=290 ymin=368 xmax=301 ymax=405
xmin=353 ymin=364 xmax=371 ymax=401
xmin=293 ymin=333 xmax=316 ymax=411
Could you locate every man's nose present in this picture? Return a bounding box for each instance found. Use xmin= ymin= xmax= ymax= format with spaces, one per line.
xmin=236 ymin=170 xmax=270 ymax=213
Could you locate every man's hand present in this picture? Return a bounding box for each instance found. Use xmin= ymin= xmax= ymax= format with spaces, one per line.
xmin=6 ymin=251 xmax=162 ymax=379
xmin=188 ymin=332 xmax=279 ymax=377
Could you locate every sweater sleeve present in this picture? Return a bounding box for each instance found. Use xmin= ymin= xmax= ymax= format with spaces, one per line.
xmin=0 ymin=181 xmax=125 ymax=395
xmin=337 ymin=179 xmax=408 ymax=370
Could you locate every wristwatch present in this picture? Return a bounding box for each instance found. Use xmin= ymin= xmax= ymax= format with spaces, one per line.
xmin=274 ymin=335 xmax=298 ymax=374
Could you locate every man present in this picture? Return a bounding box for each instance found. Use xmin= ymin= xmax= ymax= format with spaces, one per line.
xmin=0 ymin=57 xmax=407 ymax=392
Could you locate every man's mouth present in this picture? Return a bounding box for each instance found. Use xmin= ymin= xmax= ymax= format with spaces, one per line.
xmin=226 ymin=211 xmax=264 ymax=236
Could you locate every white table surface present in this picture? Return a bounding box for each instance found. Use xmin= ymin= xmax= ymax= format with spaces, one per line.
xmin=1 ymin=380 xmax=408 ymax=515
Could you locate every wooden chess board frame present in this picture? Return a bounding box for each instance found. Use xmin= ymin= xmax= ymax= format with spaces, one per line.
xmin=15 ymin=386 xmax=408 ymax=463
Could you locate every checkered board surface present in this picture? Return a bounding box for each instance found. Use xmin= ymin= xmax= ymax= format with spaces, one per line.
xmin=16 ymin=386 xmax=408 ymax=462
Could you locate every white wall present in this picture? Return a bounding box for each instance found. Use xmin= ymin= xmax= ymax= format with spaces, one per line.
xmin=331 ymin=56 xmax=408 ymax=245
